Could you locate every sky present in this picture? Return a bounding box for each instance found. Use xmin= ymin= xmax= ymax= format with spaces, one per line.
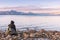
xmin=0 ymin=0 xmax=60 ymax=8
xmin=0 ymin=0 xmax=60 ymax=14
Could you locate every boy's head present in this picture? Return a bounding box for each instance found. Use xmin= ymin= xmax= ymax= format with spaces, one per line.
xmin=11 ymin=20 xmax=14 ymax=24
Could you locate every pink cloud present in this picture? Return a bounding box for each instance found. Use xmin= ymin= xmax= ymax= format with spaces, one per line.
xmin=0 ymin=7 xmax=60 ymax=14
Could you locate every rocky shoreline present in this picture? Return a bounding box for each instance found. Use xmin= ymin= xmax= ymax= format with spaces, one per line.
xmin=0 ymin=29 xmax=60 ymax=40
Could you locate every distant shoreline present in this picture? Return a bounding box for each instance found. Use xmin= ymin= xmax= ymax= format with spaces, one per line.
xmin=0 ymin=15 xmax=60 ymax=16
xmin=0 ymin=10 xmax=60 ymax=16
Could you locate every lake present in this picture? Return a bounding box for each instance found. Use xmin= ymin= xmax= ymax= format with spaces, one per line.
xmin=0 ymin=15 xmax=60 ymax=31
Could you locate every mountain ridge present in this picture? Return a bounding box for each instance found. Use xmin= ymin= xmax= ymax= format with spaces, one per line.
xmin=0 ymin=10 xmax=59 ymax=16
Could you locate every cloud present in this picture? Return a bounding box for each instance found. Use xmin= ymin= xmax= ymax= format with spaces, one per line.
xmin=0 ymin=7 xmax=60 ymax=14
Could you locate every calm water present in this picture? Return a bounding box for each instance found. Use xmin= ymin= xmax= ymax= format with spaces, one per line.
xmin=0 ymin=15 xmax=60 ymax=31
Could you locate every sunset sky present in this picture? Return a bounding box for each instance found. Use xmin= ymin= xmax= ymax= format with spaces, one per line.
xmin=0 ymin=0 xmax=60 ymax=14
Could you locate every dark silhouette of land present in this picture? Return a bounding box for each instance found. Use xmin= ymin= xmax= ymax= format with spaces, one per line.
xmin=0 ymin=10 xmax=59 ymax=16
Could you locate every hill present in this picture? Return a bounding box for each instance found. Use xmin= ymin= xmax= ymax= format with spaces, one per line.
xmin=0 ymin=10 xmax=59 ymax=16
